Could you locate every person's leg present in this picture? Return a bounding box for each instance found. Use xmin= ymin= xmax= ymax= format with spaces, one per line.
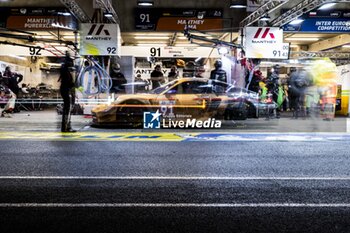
xmin=66 ymin=89 xmax=76 ymax=131
xmin=61 ymin=90 xmax=70 ymax=132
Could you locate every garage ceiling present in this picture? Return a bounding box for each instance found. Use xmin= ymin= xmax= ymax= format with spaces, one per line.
xmin=0 ymin=0 xmax=349 ymax=52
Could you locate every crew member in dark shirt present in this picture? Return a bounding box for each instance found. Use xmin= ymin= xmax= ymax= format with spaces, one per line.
xmin=58 ymin=52 xmax=76 ymax=132
xmin=210 ymin=60 xmax=227 ymax=83
xmin=150 ymin=65 xmax=164 ymax=89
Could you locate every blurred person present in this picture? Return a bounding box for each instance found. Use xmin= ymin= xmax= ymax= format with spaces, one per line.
xmin=0 ymin=83 xmax=15 ymax=118
xmin=195 ymin=66 xmax=205 ymax=78
xmin=58 ymin=52 xmax=76 ymax=132
xmin=110 ymin=63 xmax=127 ymax=93
xmin=168 ymin=65 xmax=179 ymax=82
xmin=7 ymin=70 xmax=23 ymax=113
xmin=288 ymin=68 xmax=309 ymax=119
xmin=266 ymin=64 xmax=282 ymax=118
xmin=245 ymin=59 xmax=263 ymax=93
xmin=310 ymin=59 xmax=337 ymax=120
xmin=210 ymin=60 xmax=227 ymax=82
xmin=150 ymin=65 xmax=164 ymax=89
xmin=2 ymin=66 xmax=12 ymax=86
xmin=282 ymin=82 xmax=289 ymax=112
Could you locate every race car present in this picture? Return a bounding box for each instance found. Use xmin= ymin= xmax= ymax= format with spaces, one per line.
xmin=92 ymin=78 xmax=228 ymax=127
xmin=91 ymin=78 xmax=276 ymax=127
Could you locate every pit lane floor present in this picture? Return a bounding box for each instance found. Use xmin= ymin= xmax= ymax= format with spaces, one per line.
xmin=0 ymin=110 xmax=348 ymax=133
xmin=0 ymin=110 xmax=349 ymax=233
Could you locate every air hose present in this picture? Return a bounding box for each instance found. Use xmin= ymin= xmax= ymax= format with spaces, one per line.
xmin=76 ymin=58 xmax=112 ymax=96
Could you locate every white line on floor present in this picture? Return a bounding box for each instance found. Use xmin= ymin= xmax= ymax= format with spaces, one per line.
xmin=0 ymin=203 xmax=350 ymax=208
xmin=0 ymin=176 xmax=350 ymax=180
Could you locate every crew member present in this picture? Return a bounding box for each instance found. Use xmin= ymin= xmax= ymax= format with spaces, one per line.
xmin=110 ymin=63 xmax=127 ymax=93
xmin=267 ymin=64 xmax=282 ymax=118
xmin=210 ymin=60 xmax=227 ymax=82
xmin=150 ymin=65 xmax=164 ymax=89
xmin=168 ymin=65 xmax=179 ymax=82
xmin=58 ymin=52 xmax=76 ymax=132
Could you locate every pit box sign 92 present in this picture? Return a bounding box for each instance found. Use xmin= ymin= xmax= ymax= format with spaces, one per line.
xmin=80 ymin=23 xmax=120 ymax=56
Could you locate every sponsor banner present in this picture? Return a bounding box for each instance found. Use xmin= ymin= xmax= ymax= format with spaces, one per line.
xmin=121 ymin=46 xmax=221 ymax=58
xmin=303 ymin=10 xmax=350 ymax=18
xmin=156 ymin=18 xmax=223 ymax=31
xmin=244 ymin=27 xmax=284 ymax=59
xmin=135 ymin=68 xmax=172 ymax=80
xmin=1 ymin=8 xmax=77 ymax=30
xmin=80 ymin=23 xmax=120 ymax=56
xmin=4 ymin=8 xmax=71 ymax=16
xmin=6 ymin=15 xmax=76 ymax=30
xmin=283 ymin=18 xmax=350 ymax=33
xmin=135 ymin=8 xmax=223 ymax=31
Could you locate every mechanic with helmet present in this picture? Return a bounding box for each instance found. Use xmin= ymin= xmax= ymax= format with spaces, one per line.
xmin=210 ymin=59 xmax=227 ymax=83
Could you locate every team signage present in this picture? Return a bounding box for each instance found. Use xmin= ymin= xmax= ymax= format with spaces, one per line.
xmin=244 ymin=27 xmax=285 ymax=59
xmin=135 ymin=8 xmax=223 ymax=31
xmin=0 ymin=44 xmax=68 ymax=57
xmin=283 ymin=18 xmax=350 ymax=33
xmin=121 ymin=46 xmax=221 ymax=58
xmin=80 ymin=23 xmax=120 ymax=56
xmin=2 ymin=7 xmax=77 ymax=30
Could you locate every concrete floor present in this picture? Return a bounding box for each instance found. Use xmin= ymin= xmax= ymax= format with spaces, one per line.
xmin=0 ymin=109 xmax=348 ymax=133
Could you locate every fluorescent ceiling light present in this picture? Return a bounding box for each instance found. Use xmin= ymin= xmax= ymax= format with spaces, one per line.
xmin=138 ymin=2 xmax=153 ymax=6
xmin=178 ymin=36 xmax=214 ymax=40
xmin=136 ymin=43 xmax=167 ymax=46
xmin=134 ymin=36 xmax=169 ymax=39
xmin=37 ymin=35 xmax=55 ymax=39
xmin=137 ymin=1 xmax=153 ymax=6
xmin=104 ymin=12 xmax=113 ymax=18
xmin=195 ymin=57 xmax=202 ymax=62
xmin=285 ymin=38 xmax=319 ymax=41
xmin=230 ymin=5 xmax=246 ymax=8
xmin=47 ymin=43 xmax=65 ymax=46
xmin=63 ymin=35 xmax=78 ymax=39
xmin=58 ymin=12 xmax=71 ymax=16
xmin=318 ymin=3 xmax=337 ymax=10
xmin=289 ymin=19 xmax=304 ymax=25
xmin=51 ymin=23 xmax=74 ymax=30
xmin=9 ymin=55 xmax=27 ymax=61
xmin=230 ymin=0 xmax=246 ymax=8
xmin=342 ymin=45 xmax=350 ymax=48
xmin=174 ymin=43 xmax=199 ymax=47
xmin=260 ymin=14 xmax=271 ymax=21
xmin=133 ymin=33 xmax=166 ymax=36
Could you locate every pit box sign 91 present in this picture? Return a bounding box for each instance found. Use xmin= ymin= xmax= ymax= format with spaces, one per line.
xmin=244 ymin=27 xmax=289 ymax=59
